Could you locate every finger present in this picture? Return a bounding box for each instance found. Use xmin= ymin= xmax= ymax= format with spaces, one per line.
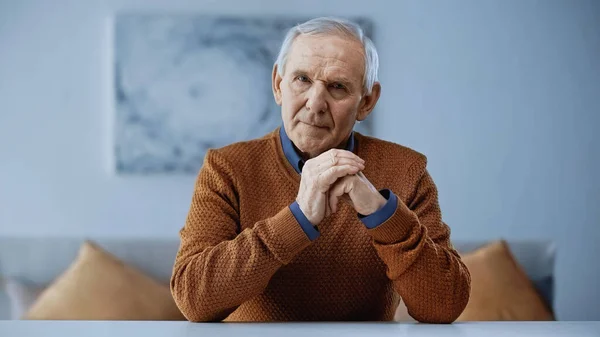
xmin=330 ymin=149 xmax=365 ymax=165
xmin=329 ymin=188 xmax=340 ymax=214
xmin=329 ymin=178 xmax=352 ymax=213
xmin=317 ymin=157 xmax=364 ymax=172
xmin=320 ymin=165 xmax=361 ymax=187
xmin=323 ymin=148 xmax=363 ymax=159
xmin=356 ymin=171 xmax=378 ymax=193
xmin=329 ymin=186 xmax=341 ymax=214
xmin=314 ymin=149 xmax=365 ymax=168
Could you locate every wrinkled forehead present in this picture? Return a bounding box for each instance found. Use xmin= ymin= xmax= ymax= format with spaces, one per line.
xmin=285 ymin=34 xmax=366 ymax=83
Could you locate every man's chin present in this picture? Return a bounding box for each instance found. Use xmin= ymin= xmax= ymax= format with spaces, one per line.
xmin=295 ymin=140 xmax=330 ymax=160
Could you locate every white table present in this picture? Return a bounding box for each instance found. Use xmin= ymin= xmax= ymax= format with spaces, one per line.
xmin=0 ymin=321 xmax=598 ymax=337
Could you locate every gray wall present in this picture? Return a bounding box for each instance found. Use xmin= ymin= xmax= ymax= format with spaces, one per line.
xmin=0 ymin=0 xmax=598 ymax=320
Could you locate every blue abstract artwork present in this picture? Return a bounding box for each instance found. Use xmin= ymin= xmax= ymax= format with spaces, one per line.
xmin=114 ymin=15 xmax=374 ymax=174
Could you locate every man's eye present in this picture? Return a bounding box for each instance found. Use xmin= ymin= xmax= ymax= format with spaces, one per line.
xmin=297 ymin=75 xmax=310 ymax=82
xmin=331 ymin=83 xmax=346 ymax=90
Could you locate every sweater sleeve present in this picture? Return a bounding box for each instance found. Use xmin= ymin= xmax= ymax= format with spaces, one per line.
xmin=170 ymin=150 xmax=312 ymax=322
xmin=367 ymin=158 xmax=471 ymax=324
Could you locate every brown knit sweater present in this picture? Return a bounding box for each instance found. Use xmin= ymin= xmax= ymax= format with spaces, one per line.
xmin=170 ymin=128 xmax=470 ymax=323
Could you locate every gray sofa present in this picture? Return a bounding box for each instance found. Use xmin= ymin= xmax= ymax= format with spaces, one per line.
xmin=0 ymin=237 xmax=556 ymax=320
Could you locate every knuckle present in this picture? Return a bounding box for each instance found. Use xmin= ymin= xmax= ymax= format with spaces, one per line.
xmin=330 ymin=152 xmax=337 ymax=165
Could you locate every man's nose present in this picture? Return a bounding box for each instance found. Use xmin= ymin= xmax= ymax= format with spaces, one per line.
xmin=305 ymin=83 xmax=328 ymax=114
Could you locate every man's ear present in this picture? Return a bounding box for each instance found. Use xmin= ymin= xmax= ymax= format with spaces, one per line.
xmin=272 ymin=64 xmax=283 ymax=106
xmin=357 ymin=82 xmax=381 ymax=121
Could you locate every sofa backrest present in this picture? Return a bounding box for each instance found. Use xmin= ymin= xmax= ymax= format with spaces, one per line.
xmin=0 ymin=237 xmax=555 ymax=319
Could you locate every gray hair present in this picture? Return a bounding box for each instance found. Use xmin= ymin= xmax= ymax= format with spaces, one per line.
xmin=275 ymin=17 xmax=379 ymax=95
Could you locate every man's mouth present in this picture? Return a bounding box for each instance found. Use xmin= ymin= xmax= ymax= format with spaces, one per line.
xmin=301 ymin=121 xmax=328 ymax=129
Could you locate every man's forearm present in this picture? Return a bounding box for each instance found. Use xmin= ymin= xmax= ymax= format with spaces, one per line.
xmin=171 ymin=207 xmax=312 ymax=322
xmin=368 ymin=198 xmax=471 ymax=323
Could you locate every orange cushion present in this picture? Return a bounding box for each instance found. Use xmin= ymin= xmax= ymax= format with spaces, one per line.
xmin=457 ymin=240 xmax=554 ymax=321
xmin=25 ymin=241 xmax=185 ymax=320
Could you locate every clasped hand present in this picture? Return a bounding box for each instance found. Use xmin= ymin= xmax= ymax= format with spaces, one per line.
xmin=296 ymin=149 xmax=387 ymax=226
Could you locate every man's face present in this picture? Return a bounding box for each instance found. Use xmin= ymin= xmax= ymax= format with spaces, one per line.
xmin=272 ymin=34 xmax=380 ymax=159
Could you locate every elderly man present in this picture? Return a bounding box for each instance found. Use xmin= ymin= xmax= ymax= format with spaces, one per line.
xmin=171 ymin=17 xmax=470 ymax=323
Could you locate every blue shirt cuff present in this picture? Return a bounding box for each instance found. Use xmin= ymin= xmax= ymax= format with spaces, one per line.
xmin=289 ymin=201 xmax=320 ymax=241
xmin=358 ymin=189 xmax=398 ymax=229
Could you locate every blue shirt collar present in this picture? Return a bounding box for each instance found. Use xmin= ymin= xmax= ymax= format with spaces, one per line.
xmin=279 ymin=125 xmax=355 ymax=174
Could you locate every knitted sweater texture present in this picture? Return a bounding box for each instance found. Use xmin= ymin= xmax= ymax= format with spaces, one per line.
xmin=171 ymin=128 xmax=470 ymax=323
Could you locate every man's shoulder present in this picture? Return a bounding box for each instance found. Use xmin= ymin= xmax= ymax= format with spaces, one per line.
xmin=207 ymin=129 xmax=279 ymax=166
xmin=356 ymin=132 xmax=427 ymax=166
